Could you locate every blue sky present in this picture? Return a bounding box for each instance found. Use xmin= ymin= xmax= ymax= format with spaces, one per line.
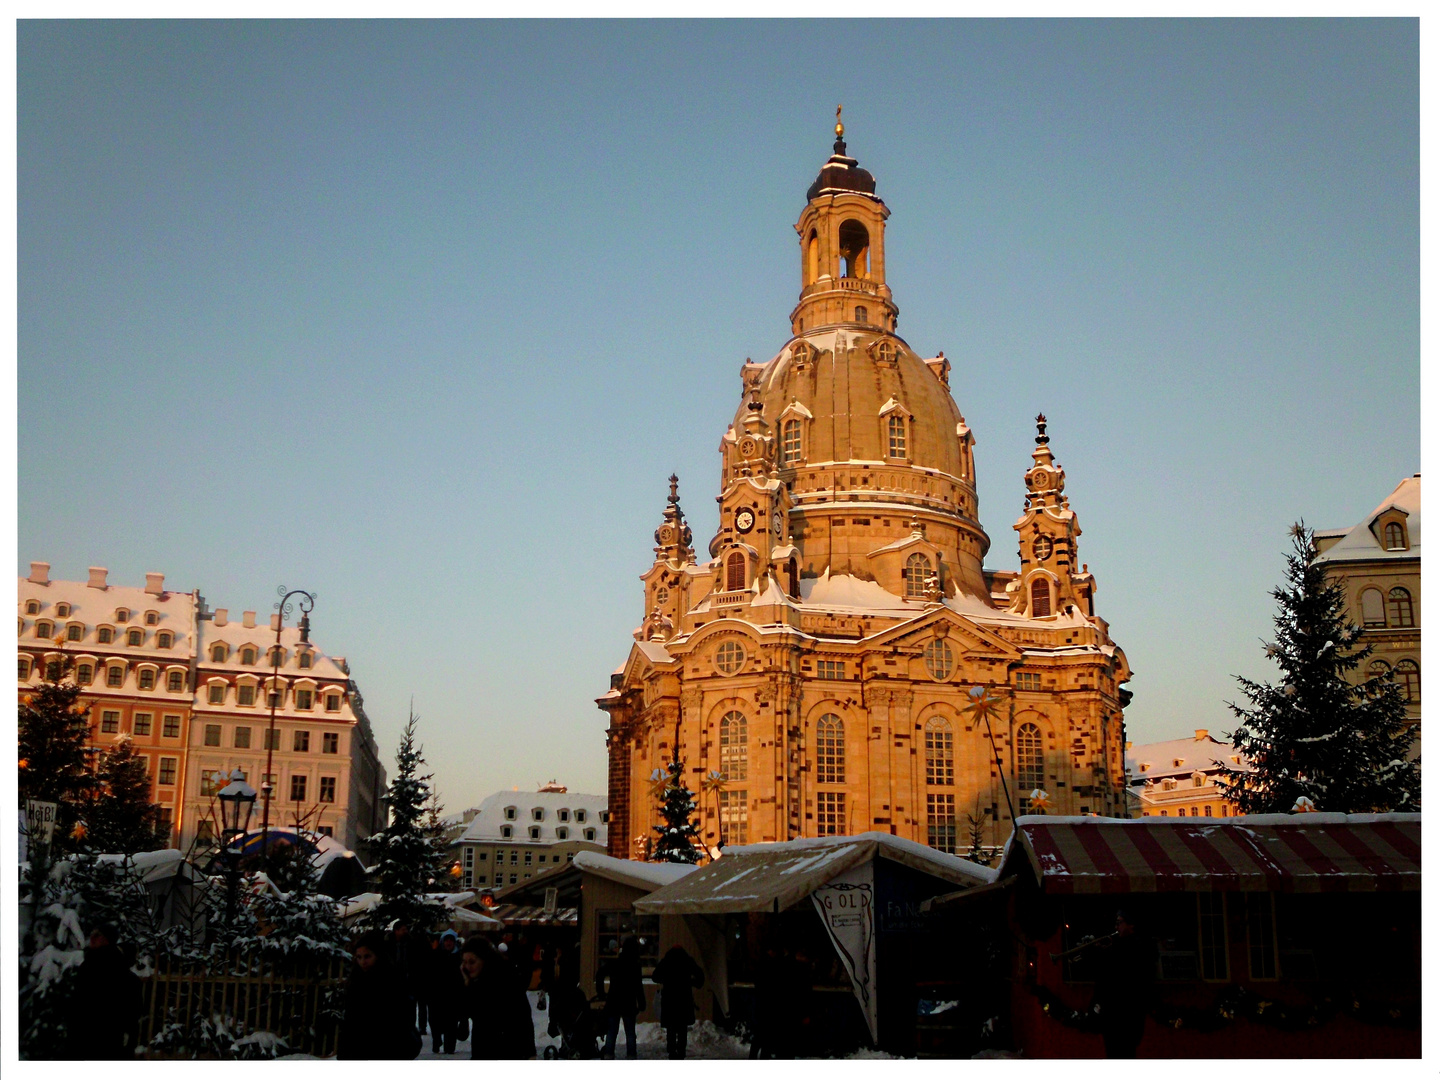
xmin=18 ymin=20 xmax=1418 ymax=814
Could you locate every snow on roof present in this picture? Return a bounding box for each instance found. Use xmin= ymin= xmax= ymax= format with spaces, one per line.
xmin=1126 ymin=733 xmax=1250 ymax=782
xmin=457 ymin=789 xmax=608 ymax=845
xmin=571 ymin=850 xmax=698 ymax=891
xmin=635 ymin=640 xmax=672 ymax=663
xmin=18 ymin=572 xmax=197 ymax=649
xmin=1315 ymin=475 xmax=1421 ymax=565
xmin=799 ymin=569 xmax=911 ymax=612
xmin=636 ymin=832 xmax=993 ymax=915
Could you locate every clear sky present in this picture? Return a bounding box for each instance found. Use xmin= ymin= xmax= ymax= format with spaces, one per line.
xmin=18 ymin=19 xmax=1418 ymax=816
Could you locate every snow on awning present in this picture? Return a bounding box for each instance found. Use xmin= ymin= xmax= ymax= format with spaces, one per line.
xmin=1012 ymin=814 xmax=1421 ymax=895
xmin=489 ymin=903 xmax=578 ymax=926
xmin=571 ymin=850 xmax=698 ymax=892
xmin=635 ymin=832 xmax=994 ymax=915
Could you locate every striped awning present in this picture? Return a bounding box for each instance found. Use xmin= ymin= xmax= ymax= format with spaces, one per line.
xmin=1013 ymin=814 xmax=1420 ymax=894
xmin=488 ymin=903 xmax=578 ymax=926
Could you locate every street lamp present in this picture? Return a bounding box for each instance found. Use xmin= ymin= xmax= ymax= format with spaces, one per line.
xmin=258 ymin=586 xmax=315 ymax=871
xmin=216 ymin=767 xmax=257 ymax=929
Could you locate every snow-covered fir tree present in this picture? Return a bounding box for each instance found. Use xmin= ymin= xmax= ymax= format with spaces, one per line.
xmin=1222 ymin=523 xmax=1420 ymax=814
xmin=651 ymin=759 xmax=701 ymax=863
xmin=19 ymin=671 xmax=98 ymax=853
xmin=84 ymin=735 xmax=166 ymax=855
xmin=366 ymin=709 xmax=448 ymax=930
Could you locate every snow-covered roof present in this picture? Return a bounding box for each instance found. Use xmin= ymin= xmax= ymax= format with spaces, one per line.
xmin=635 ymin=832 xmax=994 ymax=915
xmin=457 ymin=789 xmax=608 ymax=845
xmin=799 ymin=569 xmax=911 ymax=612
xmin=18 ymin=571 xmax=198 ymax=653
xmin=1125 ymin=733 xmax=1249 ymax=783
xmin=571 ymin=850 xmax=698 ymax=891
xmin=1315 ymin=475 xmax=1421 ymax=565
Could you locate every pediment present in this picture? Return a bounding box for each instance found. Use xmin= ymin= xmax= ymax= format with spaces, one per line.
xmin=867 ymin=608 xmax=1022 ymax=661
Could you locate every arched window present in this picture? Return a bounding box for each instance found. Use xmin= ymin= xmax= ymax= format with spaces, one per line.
xmin=1396 ymin=660 xmax=1420 ymax=703
xmin=782 ymin=419 xmax=802 ymax=464
xmin=904 ymin=553 xmax=932 ymax=599
xmin=1016 ymin=723 xmax=1044 ymax=813
xmin=806 ymin=230 xmax=819 ymax=284
xmin=210 ymin=644 xmax=227 ymax=662
xmin=35 ymin=621 xmax=53 ymax=640
xmin=855 ymin=305 xmax=868 ymax=323
xmin=720 ymin=711 xmax=748 ymax=782
xmin=923 ymin=638 xmax=954 ymax=681
xmin=1387 ymin=588 xmax=1414 ymax=628
xmin=1384 ymin=521 xmax=1406 ymax=550
xmin=925 ymin=717 xmax=954 ymax=787
xmin=787 ymin=557 xmax=799 ymax=599
xmin=838 ymin=219 xmax=869 ymax=278
xmin=127 ymin=628 xmax=143 ymax=646
xmin=157 ymin=631 xmax=173 ymax=649
xmin=241 ymin=646 xmax=257 ymax=664
xmin=1360 ymin=588 xmax=1385 ymax=628
xmin=1031 ymin=578 xmax=1052 ymax=618
xmin=726 ymin=552 xmax=746 ymax=592
xmin=269 ymin=646 xmax=285 ymax=667
xmin=66 ymin=624 xmax=83 ymax=641
xmin=816 ymin=714 xmax=845 ymax=784
xmin=887 ymin=414 xmax=907 ymax=459
xmin=24 ymin=600 xmax=39 ymax=615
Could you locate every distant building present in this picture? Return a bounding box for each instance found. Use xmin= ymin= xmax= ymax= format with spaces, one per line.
xmin=453 ymin=785 xmax=608 ymax=889
xmin=17 ymin=563 xmax=385 ymax=852
xmin=1125 ymin=730 xmax=1251 ymax=818
xmin=1315 ymin=475 xmax=1420 ymax=749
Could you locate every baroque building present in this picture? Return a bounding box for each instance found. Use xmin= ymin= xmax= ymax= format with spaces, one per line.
xmin=598 ymin=122 xmax=1132 ymax=857
xmin=18 ymin=563 xmax=385 ymax=852
xmin=1314 ymin=474 xmax=1420 ymax=749
xmin=451 ymin=785 xmax=609 ymax=890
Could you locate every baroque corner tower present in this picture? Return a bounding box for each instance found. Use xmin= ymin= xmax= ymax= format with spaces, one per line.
xmin=600 ymin=117 xmax=1132 ymax=861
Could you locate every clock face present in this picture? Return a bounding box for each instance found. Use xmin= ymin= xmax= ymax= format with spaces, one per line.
xmin=771 ymin=510 xmax=784 ymax=536
xmin=1032 ymin=471 xmax=1051 ymax=490
xmin=1032 ymin=536 xmax=1054 ymax=561
xmin=658 ymin=525 xmax=674 ymax=544
xmin=739 ymin=437 xmax=758 ymax=458
xmin=735 ymin=508 xmax=755 ymax=533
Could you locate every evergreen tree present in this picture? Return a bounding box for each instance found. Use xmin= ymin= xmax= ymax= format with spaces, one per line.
xmin=1222 ymin=523 xmax=1419 ymax=814
xmin=650 ymin=759 xmax=701 ymax=864
xmin=366 ymin=709 xmax=448 ymax=931
xmin=19 ymin=672 xmax=98 ymax=853
xmin=84 ymin=736 xmax=165 ymax=855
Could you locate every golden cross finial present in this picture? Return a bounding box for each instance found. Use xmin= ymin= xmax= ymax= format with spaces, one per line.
xmin=835 ymin=104 xmax=844 ymax=138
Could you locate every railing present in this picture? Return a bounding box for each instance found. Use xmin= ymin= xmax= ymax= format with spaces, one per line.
xmin=140 ymin=949 xmax=347 ymax=1058
xmin=709 ymin=591 xmax=749 ymax=607
xmin=798 ymin=276 xmax=883 ymax=299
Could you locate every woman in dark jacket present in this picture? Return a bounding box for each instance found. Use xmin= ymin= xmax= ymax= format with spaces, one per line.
xmin=425 ymin=930 xmax=465 ymax=1054
xmin=459 ymin=937 xmax=535 ymax=1060
xmin=595 ymin=936 xmax=646 ymax=1059
xmin=338 ymin=931 xmax=421 ymax=1060
xmin=651 ymin=945 xmax=704 ymax=1060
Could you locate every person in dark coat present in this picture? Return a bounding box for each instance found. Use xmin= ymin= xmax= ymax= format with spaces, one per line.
xmin=65 ymin=921 xmax=141 ymax=1059
xmin=748 ymin=942 xmax=783 ymax=1059
xmin=1092 ymin=908 xmax=1155 ymax=1059
xmin=459 ymin=936 xmax=535 ymax=1059
xmin=425 ymin=930 xmax=465 ymax=1055
xmin=651 ymin=944 xmax=704 ymax=1060
xmin=389 ymin=922 xmax=429 ymax=1038
xmin=595 ymin=936 xmax=646 ymax=1059
xmin=338 ymin=931 xmax=422 ymax=1060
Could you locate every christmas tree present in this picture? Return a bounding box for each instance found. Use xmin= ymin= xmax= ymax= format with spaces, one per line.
xmin=366 ymin=709 xmax=448 ymax=930
xmin=84 ymin=736 xmax=166 ymax=855
xmin=19 ymin=671 xmax=99 ymax=853
xmin=1222 ymin=523 xmax=1419 ymax=814
xmin=650 ymin=759 xmax=701 ymax=863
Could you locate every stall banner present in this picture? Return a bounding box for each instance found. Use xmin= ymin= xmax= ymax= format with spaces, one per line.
xmin=811 ymin=860 xmax=878 ymax=1045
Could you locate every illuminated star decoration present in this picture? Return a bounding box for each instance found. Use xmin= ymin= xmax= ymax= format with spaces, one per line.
xmin=1291 ymin=796 xmax=1317 ymax=813
xmin=1028 ymin=789 xmax=1051 ymax=814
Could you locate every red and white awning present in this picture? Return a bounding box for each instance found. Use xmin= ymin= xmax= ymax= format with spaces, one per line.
xmin=1013 ymin=815 xmax=1420 ymax=894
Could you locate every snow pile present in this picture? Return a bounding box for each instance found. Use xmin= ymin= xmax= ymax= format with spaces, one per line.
xmin=636 ymin=1020 xmax=749 ymax=1058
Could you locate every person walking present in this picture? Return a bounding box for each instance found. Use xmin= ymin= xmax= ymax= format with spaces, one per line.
xmin=425 ymin=930 xmax=465 ymax=1055
xmin=651 ymin=944 xmax=704 ymax=1060
xmin=338 ymin=931 xmax=422 ymax=1060
xmin=458 ymin=936 xmax=535 ymax=1059
xmin=388 ymin=922 xmax=429 ymax=1041
xmin=1092 ymin=908 xmax=1155 ymax=1059
xmin=595 ymin=936 xmax=646 ymax=1059
xmin=65 ymin=921 xmax=141 ymax=1059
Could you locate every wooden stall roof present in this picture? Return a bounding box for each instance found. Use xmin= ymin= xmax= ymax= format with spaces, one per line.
xmin=1006 ymin=814 xmax=1420 ymax=894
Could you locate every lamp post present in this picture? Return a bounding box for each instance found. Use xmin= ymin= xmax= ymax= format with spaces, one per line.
xmin=216 ymin=767 xmax=257 ymax=930
xmin=258 ymin=586 xmax=315 ymax=872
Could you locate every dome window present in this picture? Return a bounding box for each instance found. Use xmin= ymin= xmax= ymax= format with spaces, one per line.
xmin=887 ymin=415 xmax=907 ymax=459
xmin=904 ymin=553 xmax=932 ymax=599
xmin=782 ymin=420 xmax=802 ymax=465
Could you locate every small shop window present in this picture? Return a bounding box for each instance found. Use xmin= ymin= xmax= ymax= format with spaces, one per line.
xmin=597 ymin=910 xmax=661 ymax=971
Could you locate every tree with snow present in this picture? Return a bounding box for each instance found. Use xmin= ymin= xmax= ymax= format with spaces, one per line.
xmin=1221 ymin=523 xmax=1419 ymax=814
xmin=83 ymin=736 xmax=166 ymax=855
xmin=19 ymin=672 xmax=99 ymax=852
xmin=650 ymin=759 xmax=702 ymax=864
xmin=365 ymin=709 xmax=449 ymax=931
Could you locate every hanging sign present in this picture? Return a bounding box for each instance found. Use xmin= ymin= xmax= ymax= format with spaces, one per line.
xmin=25 ymin=800 xmax=58 ymax=848
xmin=811 ymin=859 xmax=878 ymax=1045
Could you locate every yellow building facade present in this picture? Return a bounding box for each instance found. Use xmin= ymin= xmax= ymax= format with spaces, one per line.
xmin=598 ymin=124 xmax=1132 ymax=858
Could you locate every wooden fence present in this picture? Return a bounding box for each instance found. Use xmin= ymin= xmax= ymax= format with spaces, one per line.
xmin=140 ymin=950 xmax=348 ymax=1058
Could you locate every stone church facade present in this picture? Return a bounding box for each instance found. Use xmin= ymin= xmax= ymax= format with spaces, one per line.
xmin=599 ymin=121 xmax=1132 ymax=859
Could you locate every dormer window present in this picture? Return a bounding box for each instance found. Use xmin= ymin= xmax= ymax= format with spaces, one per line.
xmin=55 ymin=603 xmax=70 ymax=618
xmin=501 ymin=825 xmax=513 ymax=839
xmin=782 ymin=419 xmax=802 ymax=465
xmin=210 ymin=644 xmax=228 ymax=662
xmin=1173 ymin=758 xmax=1184 ymax=768
xmin=115 ymin=608 xmax=130 ymax=623
xmin=241 ymin=646 xmax=257 ymax=664
xmin=67 ymin=624 xmax=83 ymax=641
xmin=532 ymin=807 xmax=545 ymax=822
xmin=599 ymin=811 xmax=609 ymax=823
xmin=268 ymin=646 xmax=284 ymax=667
xmin=24 ymin=600 xmax=40 ymax=615
xmin=575 ymin=809 xmax=587 ymax=824
xmin=887 ymin=414 xmax=907 ymax=459
xmin=157 ymin=631 xmax=173 ymax=649
xmin=558 ymin=808 xmax=570 ymax=822
xmin=529 ymin=826 xmax=541 ymax=840
xmin=584 ymin=828 xmax=596 ymax=841
xmin=145 ymin=611 xmax=159 ymax=626
xmin=556 ymin=826 xmax=569 ymax=840
xmin=127 ymin=629 xmax=143 ymax=647
xmin=298 ymin=651 xmax=312 ymax=669
xmin=35 ymin=621 xmax=54 ymax=640
xmin=1383 ymin=521 xmax=1408 ymax=551
xmin=504 ymin=806 xmax=517 ymax=821
xmin=98 ymin=627 xmax=114 ymax=644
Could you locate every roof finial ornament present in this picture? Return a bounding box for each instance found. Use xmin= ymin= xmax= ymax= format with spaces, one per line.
xmin=1035 ymin=413 xmax=1049 ymax=446
xmin=833 ymin=104 xmax=846 ymax=155
xmin=668 ymin=473 xmax=680 ymax=505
